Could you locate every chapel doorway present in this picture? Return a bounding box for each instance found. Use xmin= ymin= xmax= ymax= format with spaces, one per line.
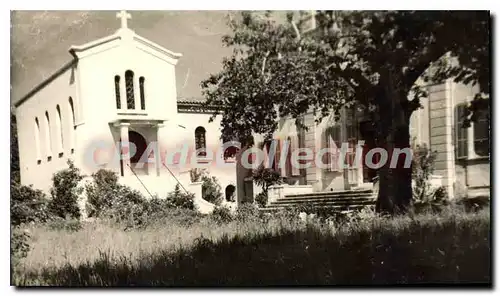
xmin=120 ymin=130 xmax=149 ymax=175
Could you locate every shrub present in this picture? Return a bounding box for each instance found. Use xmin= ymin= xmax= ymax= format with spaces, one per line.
xmin=105 ymin=186 xmax=148 ymax=227
xmin=201 ymin=175 xmax=223 ymax=205
xmin=11 ymin=183 xmax=50 ymax=226
xmin=189 ymin=169 xmax=223 ymax=205
xmin=145 ymin=206 xmax=203 ymax=228
xmin=85 ymin=169 xmax=121 ymax=218
xmin=11 ymin=227 xmax=30 ymax=265
xmin=252 ymin=164 xmax=283 ymax=207
xmin=46 ymin=217 xmax=82 ymax=232
xmin=210 ymin=206 xmax=233 ymax=224
xmin=411 ymin=144 xmax=448 ymax=212
xmin=48 ymin=160 xmax=84 ymax=220
xmin=254 ymin=192 xmax=268 ymax=208
xmin=235 ymin=203 xmax=261 ymax=223
xmin=189 ymin=168 xmax=203 ymax=183
xmin=165 ymin=184 xmax=195 ymax=210
xmin=454 ymin=195 xmax=490 ymax=212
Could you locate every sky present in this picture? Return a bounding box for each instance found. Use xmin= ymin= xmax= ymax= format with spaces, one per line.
xmin=10 ymin=11 xmax=238 ymax=104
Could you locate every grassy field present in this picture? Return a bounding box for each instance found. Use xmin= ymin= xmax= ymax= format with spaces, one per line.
xmin=12 ymin=207 xmax=491 ymax=286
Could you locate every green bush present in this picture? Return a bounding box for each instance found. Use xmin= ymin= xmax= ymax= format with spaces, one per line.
xmin=454 ymin=195 xmax=490 ymax=212
xmin=11 ymin=183 xmax=50 ymax=226
xmin=145 ymin=205 xmax=203 ymax=228
xmin=11 ymin=227 xmax=30 ymax=265
xmin=85 ymin=169 xmax=122 ymax=218
xmin=48 ymin=160 xmax=84 ymax=220
xmin=189 ymin=169 xmax=223 ymax=205
xmin=105 ymin=186 xmax=148 ymax=227
xmin=201 ymin=175 xmax=223 ymax=205
xmin=189 ymin=168 xmax=203 ymax=183
xmin=46 ymin=217 xmax=82 ymax=232
xmin=252 ymin=164 xmax=282 ymax=207
xmin=254 ymin=192 xmax=268 ymax=208
xmin=165 ymin=184 xmax=195 ymax=210
xmin=210 ymin=206 xmax=233 ymax=225
xmin=235 ymin=203 xmax=261 ymax=223
xmin=411 ymin=144 xmax=448 ymax=213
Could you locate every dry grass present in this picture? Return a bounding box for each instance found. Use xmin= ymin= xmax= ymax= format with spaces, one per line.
xmin=13 ymin=207 xmax=491 ymax=286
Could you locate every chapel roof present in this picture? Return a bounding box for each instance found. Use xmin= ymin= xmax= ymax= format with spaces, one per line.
xmin=13 ymin=11 xmax=231 ymax=107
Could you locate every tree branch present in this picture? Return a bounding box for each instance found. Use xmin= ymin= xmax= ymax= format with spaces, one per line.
xmin=291 ymin=21 xmax=301 ymax=41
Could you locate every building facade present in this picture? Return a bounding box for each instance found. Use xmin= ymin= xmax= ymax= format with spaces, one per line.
xmin=14 ymin=11 xmax=490 ymax=213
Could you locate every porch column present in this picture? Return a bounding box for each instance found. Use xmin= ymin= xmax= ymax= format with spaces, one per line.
xmin=156 ymin=123 xmax=164 ymax=176
xmin=119 ymin=122 xmax=131 ymax=176
xmin=341 ymin=109 xmax=349 ymax=190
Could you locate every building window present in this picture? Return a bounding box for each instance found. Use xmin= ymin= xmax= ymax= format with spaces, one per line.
xmin=56 ymin=105 xmax=64 ymax=154
xmin=195 ymin=126 xmax=206 ymax=157
xmin=45 ymin=111 xmax=52 ymax=159
xmin=225 ymin=185 xmax=236 ymax=202
xmin=69 ymin=97 xmax=76 ymax=153
xmin=139 ymin=76 xmax=145 ymax=110
xmin=474 ymin=109 xmax=489 ymax=157
xmin=125 ymin=70 xmax=135 ymax=109
xmin=223 ymin=141 xmax=239 ymax=160
xmin=325 ymin=125 xmax=341 ymax=171
xmin=34 ymin=117 xmax=41 ymax=163
xmin=115 ymin=75 xmax=121 ymax=109
xmin=454 ymin=104 xmax=468 ymax=159
xmin=263 ymin=139 xmax=279 ymax=171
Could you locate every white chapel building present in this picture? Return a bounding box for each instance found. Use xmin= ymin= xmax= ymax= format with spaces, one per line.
xmin=14 ymin=11 xmax=490 ymax=212
xmin=14 ymin=11 xmax=239 ymax=209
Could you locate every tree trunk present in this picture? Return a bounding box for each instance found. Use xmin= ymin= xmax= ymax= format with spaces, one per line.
xmin=375 ymin=75 xmax=413 ymax=215
xmin=375 ymin=124 xmax=412 ymax=214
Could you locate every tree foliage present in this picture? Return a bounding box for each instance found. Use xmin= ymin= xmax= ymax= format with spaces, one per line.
xmin=48 ymin=160 xmax=84 ymax=219
xmin=11 ymin=108 xmax=19 ymax=185
xmin=201 ymin=11 xmax=490 ymax=214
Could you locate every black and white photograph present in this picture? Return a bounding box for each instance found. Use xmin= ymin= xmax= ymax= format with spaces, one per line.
xmin=10 ymin=9 xmax=491 ymax=286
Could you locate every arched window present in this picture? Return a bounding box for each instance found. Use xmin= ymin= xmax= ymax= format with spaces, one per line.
xmin=69 ymin=97 xmax=75 ymax=153
xmin=225 ymin=185 xmax=236 ymax=202
xmin=114 ymin=75 xmax=121 ymax=109
xmin=56 ymin=105 xmax=64 ymax=154
xmin=125 ymin=70 xmax=135 ymax=109
xmin=195 ymin=127 xmax=206 ymax=157
xmin=263 ymin=139 xmax=279 ymax=171
xmin=45 ymin=111 xmax=52 ymax=159
xmin=34 ymin=117 xmax=41 ymax=163
xmin=139 ymin=76 xmax=145 ymax=110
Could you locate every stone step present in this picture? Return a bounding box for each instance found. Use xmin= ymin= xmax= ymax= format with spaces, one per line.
xmin=284 ymin=189 xmax=373 ymax=199
xmin=268 ymin=199 xmax=375 ymax=208
xmin=263 ymin=188 xmax=376 ymax=213
xmin=277 ymin=194 xmax=373 ymax=203
xmin=261 ymin=203 xmax=374 ymax=213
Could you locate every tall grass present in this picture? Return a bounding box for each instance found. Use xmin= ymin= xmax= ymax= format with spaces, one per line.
xmin=13 ymin=207 xmax=490 ymax=286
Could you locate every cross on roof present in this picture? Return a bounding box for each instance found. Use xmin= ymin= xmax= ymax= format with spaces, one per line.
xmin=116 ymin=10 xmax=131 ymax=29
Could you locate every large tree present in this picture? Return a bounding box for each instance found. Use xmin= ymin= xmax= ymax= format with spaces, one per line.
xmin=201 ymin=11 xmax=490 ymax=214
